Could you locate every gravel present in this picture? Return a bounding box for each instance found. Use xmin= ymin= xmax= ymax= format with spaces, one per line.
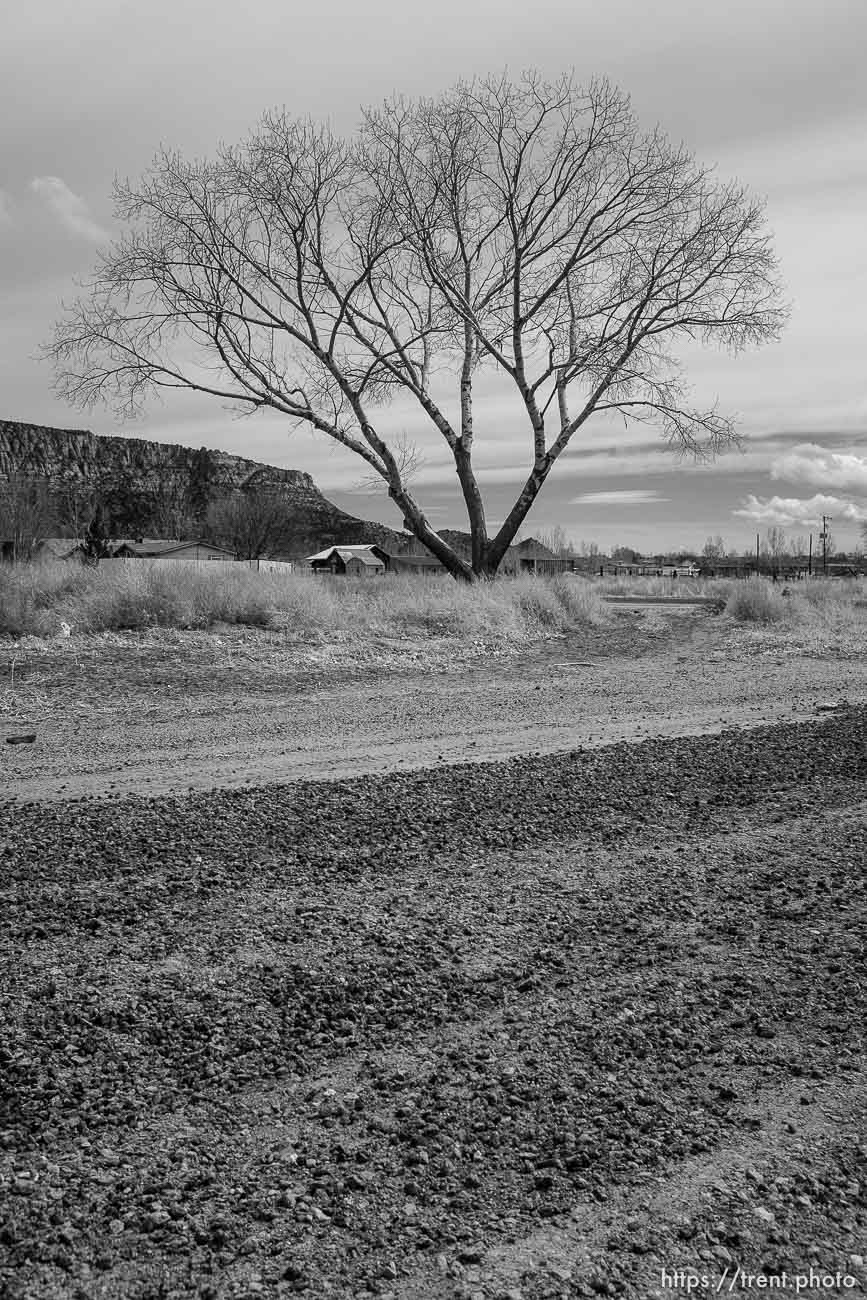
xmin=1 ymin=706 xmax=865 ymax=1298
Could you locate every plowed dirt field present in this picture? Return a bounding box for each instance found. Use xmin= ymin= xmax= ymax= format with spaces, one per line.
xmin=1 ymin=608 xmax=864 ymax=1299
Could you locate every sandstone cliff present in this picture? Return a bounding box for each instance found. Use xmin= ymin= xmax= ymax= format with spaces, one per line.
xmin=0 ymin=419 xmax=407 ymax=554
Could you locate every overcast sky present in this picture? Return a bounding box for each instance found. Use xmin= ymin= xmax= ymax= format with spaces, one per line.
xmin=2 ymin=0 xmax=865 ymax=552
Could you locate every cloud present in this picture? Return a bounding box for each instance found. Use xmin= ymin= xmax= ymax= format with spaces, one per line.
xmin=733 ymin=493 xmax=867 ymax=527
xmin=569 ymin=489 xmax=671 ymax=506
xmin=30 ymin=176 xmax=110 ymax=243
xmin=770 ymin=442 xmax=867 ymax=493
xmin=0 ymin=190 xmax=10 ymax=225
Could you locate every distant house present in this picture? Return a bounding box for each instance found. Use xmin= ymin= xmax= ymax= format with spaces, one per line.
xmin=507 ymin=538 xmax=594 ymax=576
xmin=604 ymin=559 xmax=701 ymax=578
xmin=307 ymin=545 xmax=388 ymax=576
xmin=307 ymin=536 xmax=606 ymax=578
xmin=660 ymin=563 xmax=700 ymax=579
xmin=392 ymin=534 xmax=462 ymax=572
xmin=698 ymin=559 xmax=755 ymax=580
xmin=111 ymin=539 xmax=236 ymax=561
xmin=698 ymin=558 xmax=812 ymax=581
xmin=387 ymin=533 xmax=557 ymax=576
xmin=387 ymin=551 xmax=450 ymax=576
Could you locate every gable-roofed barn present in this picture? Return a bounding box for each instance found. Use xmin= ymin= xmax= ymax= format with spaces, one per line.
xmin=307 ymin=545 xmax=388 ymax=576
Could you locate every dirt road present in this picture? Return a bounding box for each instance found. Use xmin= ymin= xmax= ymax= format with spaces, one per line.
xmin=2 ymin=608 xmax=862 ymax=801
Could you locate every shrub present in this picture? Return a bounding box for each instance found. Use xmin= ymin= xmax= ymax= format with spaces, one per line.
xmin=512 ymin=576 xmax=566 ymax=630
xmin=725 ymin=577 xmax=785 ymax=623
xmin=549 ymin=574 xmax=609 ymax=625
xmin=0 ymin=566 xmax=57 ymax=636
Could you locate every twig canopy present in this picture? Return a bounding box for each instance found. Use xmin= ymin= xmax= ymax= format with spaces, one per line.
xmin=48 ymin=70 xmax=788 ymax=579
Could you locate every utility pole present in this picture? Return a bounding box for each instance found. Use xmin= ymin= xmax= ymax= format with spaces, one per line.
xmin=808 ymin=533 xmax=812 ymax=577
xmin=820 ymin=515 xmax=832 ymax=576
xmin=756 ymin=532 xmax=760 ymax=575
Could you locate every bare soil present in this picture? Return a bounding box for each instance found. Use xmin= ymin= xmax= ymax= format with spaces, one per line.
xmin=0 ymin=607 xmax=864 ymax=1299
xmin=2 ymin=607 xmax=862 ymax=802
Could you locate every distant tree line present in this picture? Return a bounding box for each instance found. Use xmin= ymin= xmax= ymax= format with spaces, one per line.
xmin=0 ymin=475 xmax=54 ymax=562
xmin=0 ymin=446 xmax=297 ymax=561
xmin=2 ymin=471 xmax=862 ymax=568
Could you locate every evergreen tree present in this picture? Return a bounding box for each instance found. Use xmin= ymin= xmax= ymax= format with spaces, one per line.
xmin=188 ymin=447 xmax=217 ymax=526
xmin=81 ymin=502 xmax=112 ymax=565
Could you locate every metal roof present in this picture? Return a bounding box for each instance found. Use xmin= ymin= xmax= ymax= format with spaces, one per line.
xmin=307 ymin=545 xmax=385 ymax=565
xmin=114 ymin=539 xmax=234 ymax=557
xmin=390 ymin=552 xmax=445 ymax=566
xmin=342 ymin=551 xmax=385 ymax=567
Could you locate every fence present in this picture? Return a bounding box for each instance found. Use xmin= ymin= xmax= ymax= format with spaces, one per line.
xmin=101 ymin=557 xmax=297 ymax=573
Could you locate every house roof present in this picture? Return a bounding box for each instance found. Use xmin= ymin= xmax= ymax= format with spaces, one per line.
xmin=516 ymin=538 xmax=557 ymax=556
xmin=112 ymin=537 xmax=167 ymax=549
xmin=388 ymin=552 xmax=445 ymax=567
xmin=115 ymin=538 xmax=233 ymax=558
xmin=307 ymin=545 xmax=385 ymax=565
xmin=343 ymin=552 xmax=385 ymax=567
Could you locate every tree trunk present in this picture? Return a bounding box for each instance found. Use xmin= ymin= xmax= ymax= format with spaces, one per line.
xmin=387 ymin=481 xmax=475 ymax=582
xmin=454 ymin=443 xmax=489 ymax=576
xmin=485 ymin=460 xmax=552 ymax=572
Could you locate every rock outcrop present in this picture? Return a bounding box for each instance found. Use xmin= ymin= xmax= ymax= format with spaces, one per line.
xmin=0 ymin=419 xmax=407 ymax=554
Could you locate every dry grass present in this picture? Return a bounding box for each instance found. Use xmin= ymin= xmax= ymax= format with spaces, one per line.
xmin=720 ymin=576 xmax=867 ymax=642
xmin=3 ymin=562 xmax=860 ymax=668
xmin=723 ymin=576 xmax=787 ymax=623
xmin=594 ymin=569 xmax=865 ymax=616
xmin=0 ymin=560 xmax=610 ymax=645
xmin=577 ymin=571 xmax=865 ymax=658
xmin=603 ymin=572 xmax=866 ymax=657
xmin=596 ymin=574 xmax=706 ymax=598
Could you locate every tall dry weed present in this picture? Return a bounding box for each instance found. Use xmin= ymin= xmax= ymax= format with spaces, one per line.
xmin=0 ymin=561 xmax=609 ymax=645
xmin=724 ymin=577 xmax=787 ymax=623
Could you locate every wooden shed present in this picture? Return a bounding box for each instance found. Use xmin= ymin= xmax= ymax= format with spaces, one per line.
xmin=307 ymin=545 xmax=388 ymax=576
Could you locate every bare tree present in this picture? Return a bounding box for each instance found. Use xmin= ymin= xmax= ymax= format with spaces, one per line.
xmin=535 ymin=525 xmax=573 ymax=555
xmin=54 ymin=483 xmax=93 ymax=540
xmin=151 ymin=495 xmax=197 ymax=540
xmin=46 ymin=70 xmax=787 ymax=581
xmin=701 ymin=535 xmax=727 ymax=561
xmin=761 ymin=525 xmax=789 ymax=578
xmin=0 ymin=475 xmax=55 ymax=561
xmin=206 ymin=489 xmax=288 ymax=559
xmin=353 ymin=429 xmax=425 ymax=495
